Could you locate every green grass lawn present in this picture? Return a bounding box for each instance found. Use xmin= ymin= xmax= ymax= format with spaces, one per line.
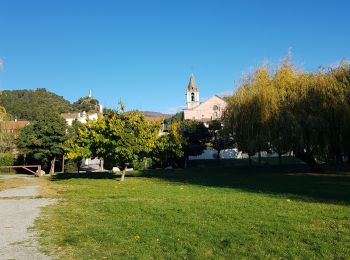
xmin=37 ymin=166 xmax=350 ymax=259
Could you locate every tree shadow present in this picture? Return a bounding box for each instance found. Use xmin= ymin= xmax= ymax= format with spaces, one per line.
xmin=140 ymin=165 xmax=350 ymax=205
xmin=51 ymin=172 xmax=118 ymax=180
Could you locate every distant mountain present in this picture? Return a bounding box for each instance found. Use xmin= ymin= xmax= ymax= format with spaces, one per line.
xmin=140 ymin=111 xmax=172 ymax=119
xmin=0 ymin=88 xmax=73 ymax=121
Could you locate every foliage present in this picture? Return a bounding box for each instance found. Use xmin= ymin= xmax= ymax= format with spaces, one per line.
xmin=0 ymin=153 xmax=16 ymax=166
xmin=17 ymin=113 xmax=68 ymax=172
xmin=225 ymin=55 xmax=350 ymax=172
xmin=0 ymin=88 xmax=73 ymax=121
xmin=0 ymin=105 xmax=8 ymax=120
xmin=72 ymin=97 xmax=100 ymax=113
xmin=150 ymin=123 xmax=183 ymax=167
xmin=64 ymin=120 xmax=91 ymax=172
xmin=0 ymin=107 xmax=16 ymax=153
xmin=178 ymin=120 xmax=210 ymax=163
xmin=208 ymin=120 xmax=234 ymax=158
xmin=64 ymin=159 xmax=79 ymax=173
xmin=164 ymin=112 xmax=183 ymax=124
xmin=81 ymin=105 xmax=160 ymax=172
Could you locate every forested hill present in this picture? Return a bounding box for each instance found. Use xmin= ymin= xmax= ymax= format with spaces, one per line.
xmin=0 ymin=88 xmax=73 ymax=121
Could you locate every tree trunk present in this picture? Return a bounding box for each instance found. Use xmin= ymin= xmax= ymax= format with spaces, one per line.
xmin=120 ymin=170 xmax=126 ymax=182
xmin=100 ymin=160 xmax=104 ymax=172
xmin=184 ymin=155 xmax=188 ymax=168
xmin=49 ymin=157 xmax=56 ymax=175
xmin=77 ymin=159 xmax=81 ymax=173
xmin=217 ymin=149 xmax=221 ymax=167
xmin=258 ymin=152 xmax=262 ymax=165
xmin=62 ymin=156 xmax=65 ymax=173
xmin=248 ymin=155 xmax=252 ymax=166
xmin=217 ymin=149 xmax=221 ymax=160
xmin=278 ymin=152 xmax=282 ymax=165
xmin=295 ymin=150 xmax=323 ymax=173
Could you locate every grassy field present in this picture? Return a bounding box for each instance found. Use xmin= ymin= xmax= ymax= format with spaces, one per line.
xmin=0 ymin=177 xmax=28 ymax=191
xmin=36 ymin=166 xmax=350 ymax=259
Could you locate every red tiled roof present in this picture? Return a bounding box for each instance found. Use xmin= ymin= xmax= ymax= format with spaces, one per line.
xmin=0 ymin=120 xmax=30 ymax=134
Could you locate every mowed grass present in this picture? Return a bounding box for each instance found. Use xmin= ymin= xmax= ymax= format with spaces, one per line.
xmin=0 ymin=177 xmax=28 ymax=190
xmin=36 ymin=167 xmax=350 ymax=259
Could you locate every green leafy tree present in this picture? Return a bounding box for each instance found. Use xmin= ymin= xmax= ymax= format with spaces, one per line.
xmin=208 ymin=120 xmax=234 ymax=159
xmin=0 ymin=107 xmax=16 ymax=154
xmin=73 ymin=97 xmax=100 ymax=113
xmin=87 ymin=104 xmax=160 ymax=181
xmin=17 ymin=113 xmax=68 ymax=174
xmin=150 ymin=123 xmax=183 ymax=167
xmin=64 ymin=120 xmax=92 ymax=173
xmin=178 ymin=120 xmax=210 ymax=167
xmin=164 ymin=112 xmax=183 ymax=124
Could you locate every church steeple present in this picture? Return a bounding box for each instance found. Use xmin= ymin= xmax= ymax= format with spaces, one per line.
xmin=186 ymin=74 xmax=200 ymax=109
xmin=187 ymin=73 xmax=198 ymax=91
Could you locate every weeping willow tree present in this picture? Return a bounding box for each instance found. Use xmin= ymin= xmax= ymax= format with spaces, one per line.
xmin=225 ymin=55 xmax=350 ymax=172
xmin=225 ymin=65 xmax=278 ymax=165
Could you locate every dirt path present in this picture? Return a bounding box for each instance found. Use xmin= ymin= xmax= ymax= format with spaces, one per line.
xmin=0 ymin=175 xmax=55 ymax=260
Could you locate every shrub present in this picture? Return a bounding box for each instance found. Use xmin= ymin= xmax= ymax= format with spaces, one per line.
xmin=132 ymin=158 xmax=153 ymax=170
xmin=64 ymin=160 xmax=78 ymax=173
xmin=0 ymin=153 xmax=16 ymax=166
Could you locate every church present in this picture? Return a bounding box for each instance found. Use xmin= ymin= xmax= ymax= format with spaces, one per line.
xmin=183 ymin=74 xmax=227 ymax=122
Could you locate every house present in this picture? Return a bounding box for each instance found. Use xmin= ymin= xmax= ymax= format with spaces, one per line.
xmin=61 ymin=111 xmax=99 ymax=126
xmin=0 ymin=119 xmax=30 ymax=137
xmin=183 ymin=74 xmax=227 ymax=122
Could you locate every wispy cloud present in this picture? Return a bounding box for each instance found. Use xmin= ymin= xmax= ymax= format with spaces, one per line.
xmin=0 ymin=58 xmax=3 ymax=72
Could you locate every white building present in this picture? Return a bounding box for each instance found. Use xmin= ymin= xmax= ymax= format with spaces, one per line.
xmin=61 ymin=111 xmax=99 ymax=126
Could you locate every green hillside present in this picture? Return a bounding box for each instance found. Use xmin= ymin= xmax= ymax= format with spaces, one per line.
xmin=0 ymin=88 xmax=73 ymax=121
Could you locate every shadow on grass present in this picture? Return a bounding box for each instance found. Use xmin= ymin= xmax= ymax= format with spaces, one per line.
xmin=140 ymin=164 xmax=350 ymax=205
xmin=51 ymin=172 xmax=118 ymax=180
xmin=51 ymin=164 xmax=350 ymax=205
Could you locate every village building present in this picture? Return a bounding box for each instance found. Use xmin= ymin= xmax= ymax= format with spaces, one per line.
xmin=61 ymin=90 xmax=103 ymax=126
xmin=0 ymin=119 xmax=30 ymax=137
xmin=183 ymin=74 xmax=227 ymax=122
xmin=61 ymin=111 xmax=99 ymax=126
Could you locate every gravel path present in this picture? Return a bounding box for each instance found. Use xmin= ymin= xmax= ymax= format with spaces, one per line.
xmin=0 ymin=175 xmax=55 ymax=260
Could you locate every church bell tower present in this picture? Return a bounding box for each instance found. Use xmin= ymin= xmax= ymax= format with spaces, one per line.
xmin=186 ymin=74 xmax=200 ymax=109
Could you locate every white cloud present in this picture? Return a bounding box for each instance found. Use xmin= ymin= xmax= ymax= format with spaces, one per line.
xmin=0 ymin=58 xmax=3 ymax=72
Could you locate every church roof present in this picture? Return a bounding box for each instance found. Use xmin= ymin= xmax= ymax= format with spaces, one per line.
xmin=187 ymin=74 xmax=198 ymax=91
xmin=183 ymin=95 xmax=227 ymax=111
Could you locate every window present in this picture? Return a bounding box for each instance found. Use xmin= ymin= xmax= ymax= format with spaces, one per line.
xmin=213 ymin=105 xmax=219 ymax=111
xmin=191 ymin=92 xmax=195 ymax=102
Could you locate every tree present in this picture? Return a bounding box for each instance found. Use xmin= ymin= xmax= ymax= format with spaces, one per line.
xmin=164 ymin=112 xmax=183 ymax=124
xmin=178 ymin=120 xmax=210 ymax=167
xmin=86 ymin=105 xmax=160 ymax=181
xmin=64 ymin=120 xmax=91 ymax=173
xmin=208 ymin=120 xmax=234 ymax=159
xmin=0 ymin=106 xmax=7 ymax=121
xmin=150 ymin=123 xmax=183 ymax=167
xmin=73 ymin=97 xmax=100 ymax=113
xmin=0 ymin=107 xmax=16 ymax=154
xmin=225 ymin=54 xmax=350 ymax=172
xmin=0 ymin=89 xmax=73 ymax=121
xmin=17 ymin=113 xmax=68 ymax=174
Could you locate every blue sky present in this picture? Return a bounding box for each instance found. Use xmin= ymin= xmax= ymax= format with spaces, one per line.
xmin=0 ymin=0 xmax=349 ymax=113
